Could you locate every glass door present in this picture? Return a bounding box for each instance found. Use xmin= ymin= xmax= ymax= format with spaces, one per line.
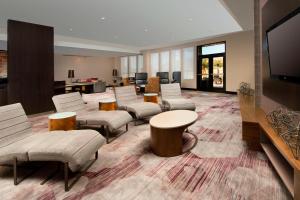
xmin=197 ymin=43 xmax=226 ymax=92
xmin=197 ymin=58 xmax=210 ymax=90
xmin=212 ymin=57 xmax=224 ymax=89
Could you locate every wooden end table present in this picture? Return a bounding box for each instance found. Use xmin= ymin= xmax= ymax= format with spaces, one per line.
xmin=144 ymin=93 xmax=158 ymax=103
xmin=99 ymin=98 xmax=117 ymax=111
xmin=150 ymin=110 xmax=198 ymax=157
xmin=48 ymin=112 xmax=76 ymax=131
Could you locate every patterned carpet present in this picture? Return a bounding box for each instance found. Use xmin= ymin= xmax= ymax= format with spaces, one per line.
xmin=0 ymin=90 xmax=291 ymax=200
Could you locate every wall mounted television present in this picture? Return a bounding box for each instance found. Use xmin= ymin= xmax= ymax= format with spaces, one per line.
xmin=266 ymin=6 xmax=300 ymax=83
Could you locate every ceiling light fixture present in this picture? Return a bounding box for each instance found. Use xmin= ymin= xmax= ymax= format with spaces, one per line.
xmin=100 ymin=17 xmax=106 ymax=21
xmin=188 ymin=18 xmax=193 ymax=21
xmin=69 ymin=28 xmax=73 ymax=31
xmin=144 ymin=28 xmax=148 ymax=32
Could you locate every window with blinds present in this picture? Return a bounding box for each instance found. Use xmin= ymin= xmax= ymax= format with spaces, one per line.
xmin=129 ymin=56 xmax=137 ymax=77
xmin=137 ymin=55 xmax=144 ymax=72
xmin=150 ymin=53 xmax=159 ymax=77
xmin=183 ymin=47 xmax=194 ymax=80
xmin=160 ymin=51 xmax=169 ymax=72
xmin=171 ymin=49 xmax=181 ymax=72
xmin=120 ymin=57 xmax=128 ymax=78
xmin=120 ymin=55 xmax=143 ymax=77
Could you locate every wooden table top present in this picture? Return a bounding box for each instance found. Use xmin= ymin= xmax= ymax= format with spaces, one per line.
xmin=150 ymin=110 xmax=198 ymax=129
xmin=144 ymin=93 xmax=158 ymax=96
xmin=99 ymin=98 xmax=116 ymax=103
xmin=48 ymin=112 xmax=76 ymax=120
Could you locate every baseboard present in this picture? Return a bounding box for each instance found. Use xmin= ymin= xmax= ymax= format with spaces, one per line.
xmin=181 ymin=88 xmax=197 ymax=91
xmin=225 ymin=91 xmax=237 ymax=95
xmin=181 ymin=88 xmax=237 ymax=95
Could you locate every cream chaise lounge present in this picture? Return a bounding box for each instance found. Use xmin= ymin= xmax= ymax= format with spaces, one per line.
xmin=0 ymin=103 xmax=105 ymax=191
xmin=160 ymin=83 xmax=196 ymax=111
xmin=114 ymin=85 xmax=162 ymax=124
xmin=52 ymin=92 xmax=132 ymax=143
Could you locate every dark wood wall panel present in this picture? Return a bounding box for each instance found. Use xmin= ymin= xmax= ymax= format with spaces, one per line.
xmin=262 ymin=0 xmax=300 ymax=110
xmin=8 ymin=20 xmax=54 ymax=114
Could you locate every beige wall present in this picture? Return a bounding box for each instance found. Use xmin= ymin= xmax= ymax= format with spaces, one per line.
xmin=54 ymin=55 xmax=116 ymax=84
xmin=142 ymin=30 xmax=255 ymax=92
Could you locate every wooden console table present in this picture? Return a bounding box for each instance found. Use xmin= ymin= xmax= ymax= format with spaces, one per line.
xmin=239 ymin=93 xmax=300 ymax=199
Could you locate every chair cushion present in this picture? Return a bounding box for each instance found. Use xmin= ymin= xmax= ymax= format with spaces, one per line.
xmin=27 ymin=130 xmax=105 ymax=172
xmin=78 ymin=110 xmax=132 ymax=131
xmin=126 ymin=102 xmax=162 ymax=118
xmin=163 ymin=98 xmax=196 ymax=111
xmin=0 ymin=136 xmax=32 ymax=164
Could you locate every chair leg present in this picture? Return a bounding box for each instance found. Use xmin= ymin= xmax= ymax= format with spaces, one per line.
xmin=64 ymin=162 xmax=69 ymax=192
xmin=95 ymin=151 xmax=98 ymax=160
xmin=13 ymin=157 xmax=17 ymax=185
xmin=105 ymin=126 xmax=109 ymax=144
xmin=126 ymin=123 xmax=128 ymax=131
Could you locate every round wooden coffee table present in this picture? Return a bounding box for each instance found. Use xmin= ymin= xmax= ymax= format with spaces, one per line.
xmin=48 ymin=112 xmax=76 ymax=131
xmin=144 ymin=93 xmax=158 ymax=103
xmin=99 ymin=98 xmax=117 ymax=111
xmin=150 ymin=110 xmax=198 ymax=157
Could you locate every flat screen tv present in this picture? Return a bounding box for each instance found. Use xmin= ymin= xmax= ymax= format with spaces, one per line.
xmin=266 ymin=6 xmax=300 ymax=83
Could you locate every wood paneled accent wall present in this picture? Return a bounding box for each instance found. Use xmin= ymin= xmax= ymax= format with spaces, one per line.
xmin=262 ymin=0 xmax=300 ymax=110
xmin=0 ymin=51 xmax=7 ymax=106
xmin=7 ymin=20 xmax=54 ymax=114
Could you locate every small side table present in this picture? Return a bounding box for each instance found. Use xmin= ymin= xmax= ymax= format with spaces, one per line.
xmin=48 ymin=112 xmax=76 ymax=131
xmin=144 ymin=93 xmax=158 ymax=103
xmin=99 ymin=98 xmax=117 ymax=111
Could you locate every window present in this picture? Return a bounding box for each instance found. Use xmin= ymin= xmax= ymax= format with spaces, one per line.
xmin=137 ymin=55 xmax=144 ymax=72
xmin=150 ymin=53 xmax=159 ymax=77
xmin=183 ymin=47 xmax=194 ymax=80
xmin=129 ymin=56 xmax=137 ymax=77
xmin=202 ymin=43 xmax=225 ymax=55
xmin=160 ymin=51 xmax=169 ymax=72
xmin=120 ymin=57 xmax=128 ymax=78
xmin=171 ymin=49 xmax=181 ymax=72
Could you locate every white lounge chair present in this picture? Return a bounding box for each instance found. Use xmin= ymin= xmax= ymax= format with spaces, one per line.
xmin=114 ymin=86 xmax=162 ymax=124
xmin=0 ymin=103 xmax=105 ymax=191
xmin=52 ymin=92 xmax=133 ymax=143
xmin=160 ymin=83 xmax=196 ymax=111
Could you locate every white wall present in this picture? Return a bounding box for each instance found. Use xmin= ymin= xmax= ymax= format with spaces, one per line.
xmin=54 ymin=55 xmax=116 ymax=84
xmin=142 ymin=30 xmax=255 ymax=92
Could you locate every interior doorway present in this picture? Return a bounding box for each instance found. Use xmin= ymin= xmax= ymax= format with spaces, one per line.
xmin=197 ymin=42 xmax=226 ymax=92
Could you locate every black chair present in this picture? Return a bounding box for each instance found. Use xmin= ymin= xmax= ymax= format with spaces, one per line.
xmin=135 ymin=73 xmax=148 ymax=86
xmin=156 ymin=72 xmax=169 ymax=84
xmin=172 ymin=71 xmax=181 ymax=85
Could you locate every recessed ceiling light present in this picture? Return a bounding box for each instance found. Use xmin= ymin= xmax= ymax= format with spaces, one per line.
xmin=100 ymin=17 xmax=106 ymax=21
xmin=69 ymin=28 xmax=73 ymax=31
xmin=144 ymin=28 xmax=148 ymax=32
xmin=188 ymin=18 xmax=193 ymax=21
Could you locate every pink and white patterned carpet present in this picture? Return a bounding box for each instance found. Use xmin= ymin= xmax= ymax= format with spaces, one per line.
xmin=0 ymin=90 xmax=291 ymax=200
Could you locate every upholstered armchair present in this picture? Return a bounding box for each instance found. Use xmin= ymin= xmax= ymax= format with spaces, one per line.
xmin=93 ymin=81 xmax=106 ymax=93
xmin=156 ymin=72 xmax=169 ymax=84
xmin=145 ymin=77 xmax=160 ymax=93
xmin=122 ymin=78 xmax=130 ymax=86
xmin=135 ymin=73 xmax=148 ymax=86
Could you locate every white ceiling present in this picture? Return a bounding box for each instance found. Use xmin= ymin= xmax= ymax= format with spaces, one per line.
xmin=0 ymin=0 xmax=245 ymax=50
xmin=221 ymin=0 xmax=254 ymax=31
